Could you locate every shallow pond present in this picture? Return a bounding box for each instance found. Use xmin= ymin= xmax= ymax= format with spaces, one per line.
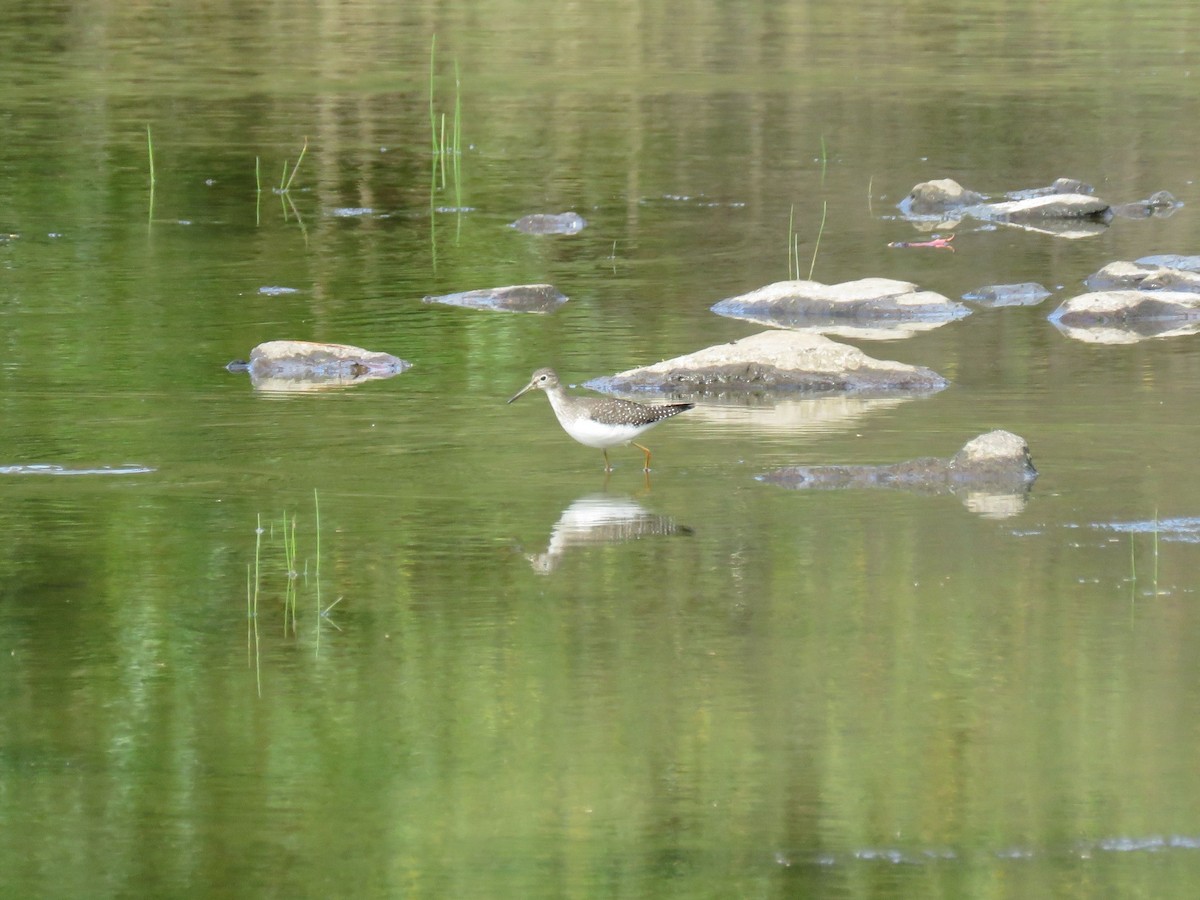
xmin=3 ymin=1 xmax=1200 ymax=897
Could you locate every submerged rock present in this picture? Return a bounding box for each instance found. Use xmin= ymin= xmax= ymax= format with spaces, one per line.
xmin=509 ymin=212 xmax=587 ymax=234
xmin=423 ymin=283 xmax=568 ymax=314
xmin=1111 ymin=190 xmax=1181 ymax=219
xmin=711 ymin=277 xmax=969 ymax=338
xmin=584 ymin=330 xmax=948 ymax=396
xmin=962 ymin=282 xmax=1051 ymax=307
xmin=228 ymin=340 xmax=411 ymax=391
xmin=758 ymin=430 xmax=1037 ymax=519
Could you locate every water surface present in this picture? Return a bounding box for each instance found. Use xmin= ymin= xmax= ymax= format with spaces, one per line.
xmin=3 ymin=1 xmax=1200 ymax=897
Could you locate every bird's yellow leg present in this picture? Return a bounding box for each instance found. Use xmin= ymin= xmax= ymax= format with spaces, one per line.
xmin=603 ymin=449 xmax=612 ymax=472
xmin=633 ymin=441 xmax=652 ymax=472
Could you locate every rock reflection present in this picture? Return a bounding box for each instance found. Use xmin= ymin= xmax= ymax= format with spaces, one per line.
xmin=684 ymin=394 xmax=919 ymax=435
xmin=527 ymin=494 xmax=693 ymax=574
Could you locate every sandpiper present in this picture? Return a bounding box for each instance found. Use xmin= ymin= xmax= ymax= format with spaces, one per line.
xmin=508 ymin=368 xmax=693 ymax=472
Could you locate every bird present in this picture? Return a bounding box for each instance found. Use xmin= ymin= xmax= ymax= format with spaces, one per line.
xmin=507 ymin=368 xmax=693 ymax=472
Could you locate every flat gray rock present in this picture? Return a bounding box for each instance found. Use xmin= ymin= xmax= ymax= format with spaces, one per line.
xmin=584 ymin=330 xmax=948 ymax=396
xmin=711 ymin=277 xmax=969 ymax=338
xmin=976 ymin=193 xmax=1111 ymax=222
xmin=423 ymin=283 xmax=568 ymax=314
xmin=758 ymin=430 xmax=1037 ymax=519
xmin=509 ymin=212 xmax=587 ymax=234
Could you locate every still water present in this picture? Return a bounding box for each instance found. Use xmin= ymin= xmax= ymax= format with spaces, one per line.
xmin=3 ymin=1 xmax=1200 ymax=896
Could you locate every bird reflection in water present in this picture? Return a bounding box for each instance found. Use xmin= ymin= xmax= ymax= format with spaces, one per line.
xmin=526 ymin=493 xmax=694 ymax=574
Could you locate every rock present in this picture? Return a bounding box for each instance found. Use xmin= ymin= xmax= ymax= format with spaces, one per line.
xmin=583 ymin=330 xmax=948 ymax=396
xmin=1083 ymin=261 xmax=1162 ymax=291
xmin=979 ymin=193 xmax=1111 ymax=222
xmin=1048 ymin=290 xmax=1200 ymax=343
xmin=1136 ymin=254 xmax=1200 ymax=272
xmin=757 ymin=430 xmax=1037 ymax=519
xmin=1083 ymin=261 xmax=1200 ymax=293
xmin=1138 ymin=269 xmax=1200 ymax=293
xmin=711 ymin=277 xmax=969 ymax=338
xmin=230 ymin=340 xmax=411 ymax=391
xmin=509 ymin=212 xmax=587 ymax=234
xmin=1050 ymin=290 xmax=1200 ymax=324
xmin=950 ymin=430 xmax=1038 ymax=482
xmin=897 ymin=178 xmax=986 ymax=216
xmin=1112 ymin=190 xmax=1181 ymax=218
xmin=1006 ymin=177 xmax=1095 ymax=200
xmin=423 ymin=284 xmax=568 ymax=314
xmin=898 ymin=178 xmax=1113 ymax=237
xmin=1049 ymin=177 xmax=1094 ymax=195
xmin=962 ymin=282 xmax=1051 ymax=307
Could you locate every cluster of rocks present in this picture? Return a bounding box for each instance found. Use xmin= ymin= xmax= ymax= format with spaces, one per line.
xmin=899 ymin=176 xmax=1179 ymax=238
xmin=227 ymin=177 xmax=1195 ymax=514
xmin=1050 ymin=255 xmax=1200 ymax=343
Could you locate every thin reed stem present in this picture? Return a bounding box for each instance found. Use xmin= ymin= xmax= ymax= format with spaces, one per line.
xmin=808 ymin=200 xmax=827 ymax=281
xmin=280 ymin=137 xmax=308 ymax=193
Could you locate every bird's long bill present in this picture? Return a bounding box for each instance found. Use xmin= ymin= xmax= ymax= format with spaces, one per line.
xmin=507 ymin=380 xmax=537 ymax=404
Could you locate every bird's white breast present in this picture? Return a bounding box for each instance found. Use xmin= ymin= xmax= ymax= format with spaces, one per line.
xmin=547 ymin=393 xmax=653 ymax=448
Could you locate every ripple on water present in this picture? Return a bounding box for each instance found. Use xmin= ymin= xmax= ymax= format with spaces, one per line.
xmin=0 ymin=464 xmax=155 ymax=476
xmin=776 ymin=834 xmax=1200 ymax=869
